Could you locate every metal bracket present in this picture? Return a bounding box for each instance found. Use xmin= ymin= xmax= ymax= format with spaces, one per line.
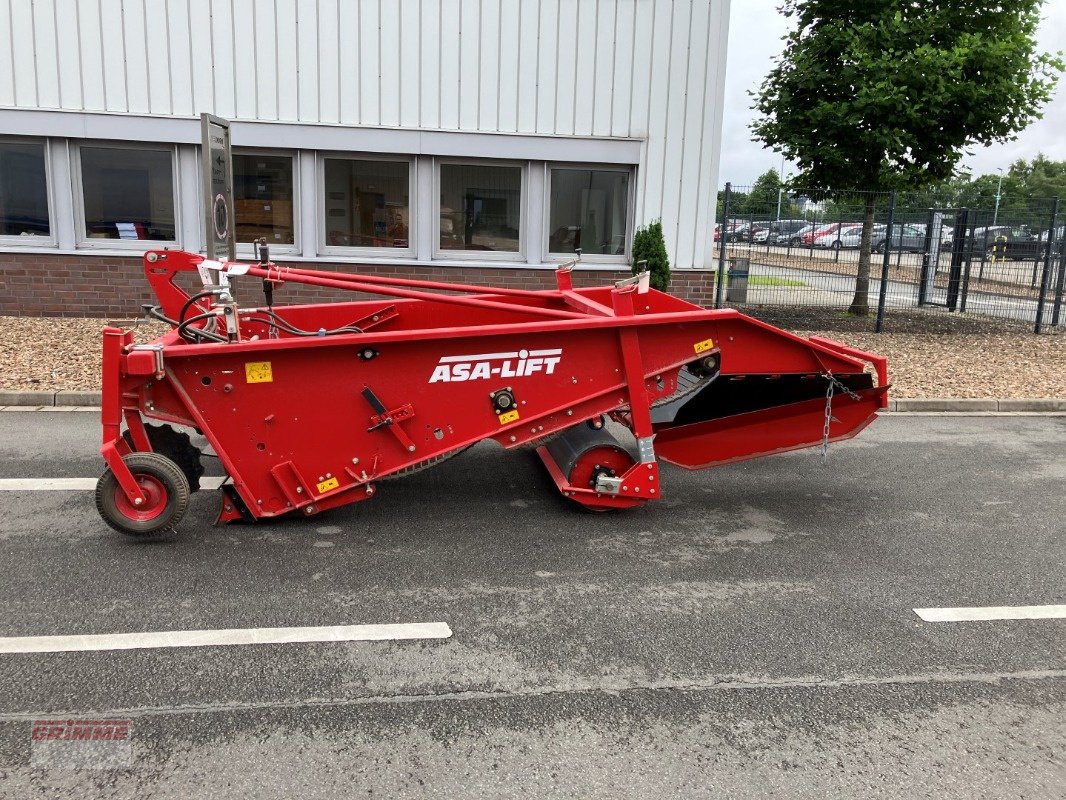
xmin=636 ymin=436 xmax=656 ymax=464
xmin=362 ymin=387 xmax=417 ymax=453
xmin=594 ymin=475 xmax=623 ymax=494
xmin=614 ymin=270 xmax=651 ymax=294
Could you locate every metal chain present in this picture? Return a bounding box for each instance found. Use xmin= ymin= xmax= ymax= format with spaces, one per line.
xmin=821 ymin=372 xmax=860 ymax=464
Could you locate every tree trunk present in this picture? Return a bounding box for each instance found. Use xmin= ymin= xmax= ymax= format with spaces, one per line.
xmin=848 ymin=198 xmax=876 ymax=316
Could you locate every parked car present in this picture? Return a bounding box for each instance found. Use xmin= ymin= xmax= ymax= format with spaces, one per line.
xmin=787 ymin=224 xmax=818 ymax=245
xmin=802 ymin=223 xmax=844 ymax=246
xmin=752 ymin=226 xmax=773 ymax=244
xmin=814 ymin=223 xmax=864 ymax=249
xmin=873 ymin=224 xmax=928 ymax=253
xmin=762 ymin=219 xmax=807 ymax=245
xmin=820 ymin=223 xmax=879 ymax=250
xmin=931 ymin=225 xmax=1061 ymax=261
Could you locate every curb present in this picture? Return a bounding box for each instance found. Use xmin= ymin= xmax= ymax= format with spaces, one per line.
xmin=1 ymin=391 xmax=1066 ymax=414
xmin=886 ymin=398 xmax=1066 ymax=412
xmin=0 ymin=390 xmax=103 ymax=408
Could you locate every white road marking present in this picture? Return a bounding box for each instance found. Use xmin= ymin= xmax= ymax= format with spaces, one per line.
xmin=0 ymin=622 xmax=452 ymax=654
xmin=914 ymin=604 xmax=1066 ymax=622
xmin=0 ymin=477 xmax=227 ymax=491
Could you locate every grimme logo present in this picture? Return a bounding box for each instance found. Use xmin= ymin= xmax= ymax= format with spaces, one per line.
xmin=30 ymin=719 xmax=133 ymax=768
xmin=430 ymin=348 xmax=563 ymax=383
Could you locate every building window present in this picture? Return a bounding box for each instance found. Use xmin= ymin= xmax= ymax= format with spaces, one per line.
xmin=79 ymin=146 xmax=176 ymax=242
xmin=233 ymin=153 xmax=295 ymax=246
xmin=322 ymin=158 xmax=410 ymax=250
xmin=548 ymin=168 xmax=630 ymax=257
xmin=0 ymin=141 xmax=50 ymax=240
xmin=439 ymin=163 xmax=522 ymax=253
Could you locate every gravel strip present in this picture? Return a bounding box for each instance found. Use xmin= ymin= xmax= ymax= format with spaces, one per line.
xmin=1 ymin=313 xmax=1064 ymax=398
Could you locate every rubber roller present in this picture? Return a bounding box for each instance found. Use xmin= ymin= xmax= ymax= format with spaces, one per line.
xmin=544 ymin=424 xmax=638 ymax=490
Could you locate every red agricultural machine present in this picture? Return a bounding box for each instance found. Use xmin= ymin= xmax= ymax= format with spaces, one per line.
xmin=96 ymin=249 xmax=888 ymax=536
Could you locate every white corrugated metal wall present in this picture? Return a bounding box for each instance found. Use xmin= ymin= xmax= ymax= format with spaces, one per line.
xmin=0 ymin=0 xmax=729 ymax=268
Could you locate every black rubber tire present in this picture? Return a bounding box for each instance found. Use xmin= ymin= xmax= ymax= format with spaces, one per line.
xmin=95 ymin=452 xmax=190 ymax=537
xmin=122 ymin=423 xmax=204 ymax=492
xmin=831 ymin=240 xmax=842 ymax=251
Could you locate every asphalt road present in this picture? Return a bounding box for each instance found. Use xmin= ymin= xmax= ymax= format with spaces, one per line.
xmin=0 ymin=411 xmax=1064 ymax=798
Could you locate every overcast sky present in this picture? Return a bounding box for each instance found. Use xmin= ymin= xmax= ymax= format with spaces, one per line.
xmin=720 ymin=0 xmax=1066 ymax=187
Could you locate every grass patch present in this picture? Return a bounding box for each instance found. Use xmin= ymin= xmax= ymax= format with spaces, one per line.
xmin=747 ymin=275 xmax=808 ymax=287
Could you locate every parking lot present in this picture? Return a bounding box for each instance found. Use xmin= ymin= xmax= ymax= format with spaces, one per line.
xmin=0 ymin=410 xmax=1064 ymax=798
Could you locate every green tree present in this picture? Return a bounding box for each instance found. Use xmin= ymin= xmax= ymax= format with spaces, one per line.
xmin=631 ymin=219 xmax=671 ymax=291
xmin=751 ymin=0 xmax=1062 ymax=315
xmin=747 ymin=169 xmax=785 ymax=218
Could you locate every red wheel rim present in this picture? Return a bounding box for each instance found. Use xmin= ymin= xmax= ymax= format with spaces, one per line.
xmin=568 ymin=445 xmax=634 ymax=490
xmin=113 ymin=474 xmax=168 ymax=522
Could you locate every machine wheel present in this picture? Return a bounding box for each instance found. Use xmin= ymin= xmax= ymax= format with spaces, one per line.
xmin=543 ymin=425 xmax=643 ymax=512
xmin=95 ymin=452 xmax=190 ymax=537
xmin=122 ymin=423 xmax=204 ymax=492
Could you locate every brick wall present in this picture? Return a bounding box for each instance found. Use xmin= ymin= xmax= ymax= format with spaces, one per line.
xmin=0 ymin=252 xmax=719 ymax=317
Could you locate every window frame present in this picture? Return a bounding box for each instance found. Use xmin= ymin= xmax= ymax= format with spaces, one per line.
xmin=317 ymin=152 xmax=416 ymax=259
xmin=544 ymin=163 xmax=635 ymax=265
xmin=0 ymin=137 xmax=56 ymax=248
xmin=433 ymin=157 xmax=527 ymax=262
xmin=231 ymin=147 xmax=301 ymax=257
xmin=73 ymin=141 xmax=180 ymax=250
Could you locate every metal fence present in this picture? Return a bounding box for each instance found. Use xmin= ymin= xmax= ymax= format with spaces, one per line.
xmin=714 ymin=184 xmax=1066 ymax=334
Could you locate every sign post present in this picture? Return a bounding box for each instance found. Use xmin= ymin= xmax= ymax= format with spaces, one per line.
xmin=200 ymin=113 xmax=236 ymax=261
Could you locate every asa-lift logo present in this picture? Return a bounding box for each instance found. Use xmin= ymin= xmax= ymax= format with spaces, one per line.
xmin=429 ymin=348 xmax=563 ymax=383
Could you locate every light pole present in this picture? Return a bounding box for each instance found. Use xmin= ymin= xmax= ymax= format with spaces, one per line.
xmin=776 ymin=154 xmax=786 ymax=221
xmin=993 ymin=168 xmax=1004 ymax=226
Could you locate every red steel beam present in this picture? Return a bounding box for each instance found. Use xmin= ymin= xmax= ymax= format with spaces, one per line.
xmin=240 ymin=265 xmax=589 ymax=320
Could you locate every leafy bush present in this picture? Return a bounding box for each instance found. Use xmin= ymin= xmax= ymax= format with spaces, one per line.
xmin=631 ymin=218 xmax=670 ymax=291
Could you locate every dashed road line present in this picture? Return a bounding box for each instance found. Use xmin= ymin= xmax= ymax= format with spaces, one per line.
xmin=0 ymin=622 xmax=452 ymax=654
xmin=0 ymin=477 xmax=227 ymax=491
xmin=914 ymin=605 xmax=1066 ymax=622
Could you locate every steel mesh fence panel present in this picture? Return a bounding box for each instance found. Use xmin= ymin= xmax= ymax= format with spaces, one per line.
xmin=714 ymin=185 xmax=1065 ymax=334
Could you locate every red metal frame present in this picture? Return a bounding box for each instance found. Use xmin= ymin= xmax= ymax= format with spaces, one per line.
xmin=101 ymin=250 xmax=889 ymax=520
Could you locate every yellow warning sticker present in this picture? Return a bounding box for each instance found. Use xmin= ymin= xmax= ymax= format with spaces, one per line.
xmin=316 ymin=477 xmax=339 ymax=493
xmin=694 ymin=338 xmax=715 ymax=354
xmin=498 ymin=410 xmax=520 ymax=425
xmin=245 ymin=361 xmax=273 ymax=383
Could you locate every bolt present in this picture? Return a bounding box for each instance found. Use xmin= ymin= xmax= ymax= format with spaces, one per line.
xmin=648 ymin=474 xmax=654 ymax=481
xmin=352 ymin=457 xmax=359 ymax=465
xmin=366 ymin=486 xmax=375 ymax=495
xmin=650 ymin=488 xmax=656 ymax=494
xmin=225 ymin=505 xmax=233 ymax=512
xmin=304 ymin=506 xmax=314 ymax=514
xmin=296 ymin=487 xmax=303 ymax=494
xmin=326 ymin=473 xmax=332 ymax=479
xmin=509 ymin=435 xmax=516 ymax=442
xmin=407 ymin=445 xmax=416 ymax=452
xmin=133 ymin=497 xmax=143 ymax=506
xmin=634 ymin=486 xmax=640 ymax=493
xmin=257 ymin=499 xmax=262 ymax=505
xmin=566 ymin=410 xmax=573 ymax=416
xmin=318 ymin=476 xmax=324 ymax=482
